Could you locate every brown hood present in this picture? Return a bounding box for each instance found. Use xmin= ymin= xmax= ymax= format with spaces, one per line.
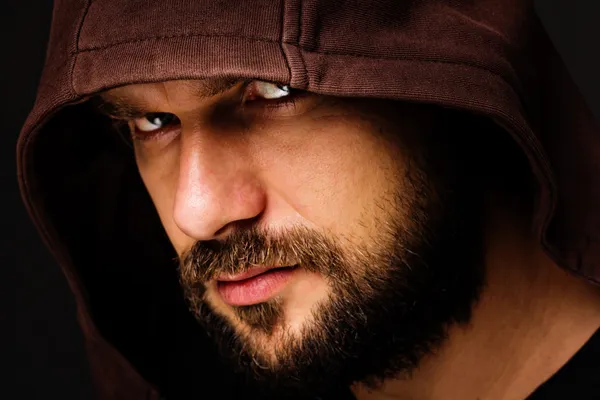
xmin=17 ymin=0 xmax=600 ymax=398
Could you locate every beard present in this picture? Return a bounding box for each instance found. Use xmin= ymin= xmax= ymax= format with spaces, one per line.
xmin=178 ymin=117 xmax=487 ymax=399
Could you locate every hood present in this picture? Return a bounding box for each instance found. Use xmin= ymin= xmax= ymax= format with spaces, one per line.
xmin=17 ymin=0 xmax=600 ymax=398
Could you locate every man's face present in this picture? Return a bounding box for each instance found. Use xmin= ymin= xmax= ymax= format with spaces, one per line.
xmin=101 ymin=79 xmax=486 ymax=396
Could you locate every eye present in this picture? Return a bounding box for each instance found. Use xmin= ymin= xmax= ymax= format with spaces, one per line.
xmin=244 ymin=81 xmax=292 ymax=102
xmin=133 ymin=112 xmax=179 ymax=132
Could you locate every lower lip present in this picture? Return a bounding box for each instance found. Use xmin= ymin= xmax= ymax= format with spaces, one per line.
xmin=216 ymin=266 xmax=298 ymax=306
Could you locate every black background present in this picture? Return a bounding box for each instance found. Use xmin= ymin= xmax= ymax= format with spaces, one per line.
xmin=4 ymin=1 xmax=600 ymax=399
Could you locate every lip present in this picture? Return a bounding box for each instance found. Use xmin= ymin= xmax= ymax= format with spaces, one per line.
xmin=217 ymin=266 xmax=280 ymax=282
xmin=216 ymin=265 xmax=299 ymax=306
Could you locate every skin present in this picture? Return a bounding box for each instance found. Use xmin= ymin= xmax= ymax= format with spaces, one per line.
xmin=100 ymin=79 xmax=600 ymax=399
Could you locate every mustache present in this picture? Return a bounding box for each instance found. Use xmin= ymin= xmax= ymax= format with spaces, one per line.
xmin=178 ymin=225 xmax=344 ymax=283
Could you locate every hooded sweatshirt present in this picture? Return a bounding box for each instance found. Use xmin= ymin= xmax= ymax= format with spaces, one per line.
xmin=17 ymin=0 xmax=600 ymax=399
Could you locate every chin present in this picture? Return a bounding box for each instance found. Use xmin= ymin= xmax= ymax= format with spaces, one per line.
xmin=206 ymin=269 xmax=330 ymax=350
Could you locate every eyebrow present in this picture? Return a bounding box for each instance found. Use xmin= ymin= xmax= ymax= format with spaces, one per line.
xmin=95 ymin=78 xmax=244 ymax=119
xmin=94 ymin=97 xmax=147 ymax=119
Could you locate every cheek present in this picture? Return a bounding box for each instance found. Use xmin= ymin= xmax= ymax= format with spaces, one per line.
xmin=257 ymin=116 xmax=407 ymax=238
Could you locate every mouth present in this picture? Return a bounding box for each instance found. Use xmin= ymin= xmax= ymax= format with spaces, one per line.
xmin=216 ymin=265 xmax=299 ymax=306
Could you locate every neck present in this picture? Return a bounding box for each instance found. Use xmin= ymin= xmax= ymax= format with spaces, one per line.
xmin=353 ymin=194 xmax=600 ymax=400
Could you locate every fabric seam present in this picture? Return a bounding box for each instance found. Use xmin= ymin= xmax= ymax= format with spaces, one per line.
xmin=70 ymin=0 xmax=92 ymax=96
xmin=278 ymin=0 xmax=292 ymax=80
xmin=76 ymin=33 xmax=278 ymax=53
xmin=297 ymin=0 xmax=308 ymax=86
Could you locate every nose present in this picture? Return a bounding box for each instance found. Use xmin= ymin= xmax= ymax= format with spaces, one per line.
xmin=172 ymin=133 xmax=266 ymax=240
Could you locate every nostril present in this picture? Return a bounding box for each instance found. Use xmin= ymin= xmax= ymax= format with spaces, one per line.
xmin=213 ymin=213 xmax=265 ymax=239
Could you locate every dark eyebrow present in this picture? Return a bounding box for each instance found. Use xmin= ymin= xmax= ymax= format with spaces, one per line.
xmin=94 ymin=96 xmax=148 ymax=119
xmin=94 ymin=78 xmax=246 ymax=119
xmin=189 ymin=77 xmax=243 ymax=98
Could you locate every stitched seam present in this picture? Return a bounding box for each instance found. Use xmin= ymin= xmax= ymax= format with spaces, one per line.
xmin=301 ymin=48 xmax=510 ymax=79
xmin=75 ymin=1 xmax=92 ymax=53
xmin=279 ymin=0 xmax=292 ymax=80
xmin=310 ymin=49 xmax=508 ymax=77
xmin=76 ymin=33 xmax=278 ymax=53
xmin=70 ymin=0 xmax=92 ymax=95
xmin=297 ymin=0 xmax=302 ymax=45
xmin=297 ymin=0 xmax=308 ymax=87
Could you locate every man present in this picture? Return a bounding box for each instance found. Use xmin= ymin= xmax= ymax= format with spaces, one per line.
xmin=17 ymin=0 xmax=600 ymax=399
